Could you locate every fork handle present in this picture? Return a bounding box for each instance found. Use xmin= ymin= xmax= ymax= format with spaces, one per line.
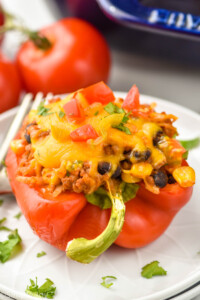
xmin=0 ymin=93 xmax=33 ymax=170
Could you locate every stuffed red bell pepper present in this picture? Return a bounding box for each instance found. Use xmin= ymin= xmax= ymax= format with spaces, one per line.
xmin=6 ymin=82 xmax=195 ymax=264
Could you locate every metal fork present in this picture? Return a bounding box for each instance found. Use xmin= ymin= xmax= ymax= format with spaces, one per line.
xmin=0 ymin=92 xmax=53 ymax=194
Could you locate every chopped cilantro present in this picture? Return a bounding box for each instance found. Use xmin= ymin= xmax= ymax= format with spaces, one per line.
xmin=104 ymin=102 xmax=125 ymax=114
xmin=113 ymin=123 xmax=131 ymax=135
xmin=58 ymin=110 xmax=65 ymax=118
xmin=179 ymin=137 xmax=200 ymax=151
xmin=94 ymin=111 xmax=99 ymax=116
xmin=141 ymin=261 xmax=167 ymax=279
xmin=37 ymin=102 xmax=52 ymax=117
xmin=182 ymin=151 xmax=188 ymax=160
xmin=66 ymin=171 xmax=70 ymax=177
xmin=37 ymin=251 xmax=46 ymax=258
xmin=101 ymin=276 xmax=117 ymax=288
xmin=0 ymin=199 xmax=3 ymax=206
xmin=104 ymin=103 xmax=131 ymax=135
xmin=14 ymin=212 xmax=22 ymax=220
xmin=1 ymin=160 xmax=6 ymax=167
xmin=0 ymin=229 xmax=22 ymax=263
xmin=0 ymin=218 xmax=6 ymax=225
xmin=25 ymin=277 xmax=56 ymax=299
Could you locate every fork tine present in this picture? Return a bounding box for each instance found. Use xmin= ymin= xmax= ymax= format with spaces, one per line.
xmin=0 ymin=93 xmax=33 ymax=169
xmin=45 ymin=93 xmax=54 ymax=104
xmin=31 ymin=92 xmax=44 ymax=110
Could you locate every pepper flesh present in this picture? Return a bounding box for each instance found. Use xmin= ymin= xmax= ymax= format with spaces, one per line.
xmin=6 ymin=148 xmax=193 ymax=255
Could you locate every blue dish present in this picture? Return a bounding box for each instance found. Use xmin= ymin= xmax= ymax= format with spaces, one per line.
xmin=96 ymin=0 xmax=200 ymax=39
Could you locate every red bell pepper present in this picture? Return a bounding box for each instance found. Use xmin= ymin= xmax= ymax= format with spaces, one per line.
xmin=6 ymin=148 xmax=193 ymax=262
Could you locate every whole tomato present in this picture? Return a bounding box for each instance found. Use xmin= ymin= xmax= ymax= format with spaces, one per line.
xmin=16 ymin=18 xmax=111 ymax=95
xmin=0 ymin=52 xmax=21 ymax=113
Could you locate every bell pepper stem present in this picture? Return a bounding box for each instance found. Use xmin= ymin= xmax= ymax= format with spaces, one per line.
xmin=0 ymin=10 xmax=51 ymax=50
xmin=66 ymin=191 xmax=125 ymax=264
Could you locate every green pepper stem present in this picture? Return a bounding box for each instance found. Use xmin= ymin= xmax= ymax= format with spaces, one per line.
xmin=66 ymin=191 xmax=125 ymax=264
xmin=0 ymin=10 xmax=51 ymax=50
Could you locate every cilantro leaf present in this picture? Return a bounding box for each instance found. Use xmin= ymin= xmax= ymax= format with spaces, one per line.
xmin=182 ymin=150 xmax=188 ymax=160
xmin=1 ymin=160 xmax=6 ymax=167
xmin=14 ymin=212 xmax=22 ymax=220
xmin=94 ymin=111 xmax=99 ymax=116
xmin=58 ymin=110 xmax=65 ymax=118
xmin=0 ymin=218 xmax=6 ymax=225
xmin=37 ymin=251 xmax=46 ymax=258
xmin=104 ymin=102 xmax=125 ymax=114
xmin=112 ymin=123 xmax=131 ymax=135
xmin=37 ymin=102 xmax=52 ymax=117
xmin=101 ymin=276 xmax=117 ymax=288
xmin=25 ymin=277 xmax=56 ymax=299
xmin=141 ymin=261 xmax=167 ymax=279
xmin=179 ymin=137 xmax=200 ymax=151
xmin=0 ymin=199 xmax=3 ymax=206
xmin=0 ymin=229 xmax=22 ymax=263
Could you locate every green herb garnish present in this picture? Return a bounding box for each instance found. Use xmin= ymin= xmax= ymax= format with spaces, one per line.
xmin=58 ymin=110 xmax=65 ymax=118
xmin=179 ymin=137 xmax=200 ymax=151
xmin=182 ymin=151 xmax=189 ymax=160
xmin=1 ymin=160 xmax=6 ymax=167
xmin=0 ymin=218 xmax=6 ymax=225
xmin=94 ymin=111 xmax=99 ymax=116
xmin=141 ymin=261 xmax=167 ymax=279
xmin=37 ymin=251 xmax=46 ymax=258
xmin=0 ymin=229 xmax=22 ymax=263
xmin=25 ymin=277 xmax=56 ymax=299
xmin=104 ymin=102 xmax=125 ymax=114
xmin=14 ymin=212 xmax=22 ymax=220
xmin=100 ymin=276 xmax=117 ymax=288
xmin=37 ymin=102 xmax=52 ymax=117
xmin=112 ymin=123 xmax=131 ymax=135
xmin=0 ymin=199 xmax=3 ymax=206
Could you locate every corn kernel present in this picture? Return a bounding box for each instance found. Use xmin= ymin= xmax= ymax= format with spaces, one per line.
xmin=130 ymin=162 xmax=153 ymax=178
xmin=173 ymin=166 xmax=195 ymax=188
xmin=121 ymin=172 xmax=141 ymax=183
xmin=10 ymin=139 xmax=25 ymax=155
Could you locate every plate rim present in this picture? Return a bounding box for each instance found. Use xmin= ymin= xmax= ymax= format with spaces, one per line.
xmin=0 ymin=93 xmax=200 ymax=300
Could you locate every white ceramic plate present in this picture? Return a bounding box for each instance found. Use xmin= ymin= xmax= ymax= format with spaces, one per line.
xmin=0 ymin=93 xmax=200 ymax=300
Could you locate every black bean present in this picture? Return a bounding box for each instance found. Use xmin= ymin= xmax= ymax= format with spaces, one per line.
xmin=152 ymin=170 xmax=168 ymax=188
xmin=98 ymin=162 xmax=111 ymax=175
xmin=112 ymin=166 xmax=121 ymax=179
xmin=133 ymin=151 xmax=141 ymax=159
xmin=153 ymin=130 xmax=163 ymax=146
xmin=144 ymin=149 xmax=151 ymax=161
xmin=121 ymin=159 xmax=132 ymax=170
xmin=24 ymin=133 xmax=31 ymax=144
xmin=168 ymin=174 xmax=176 ymax=184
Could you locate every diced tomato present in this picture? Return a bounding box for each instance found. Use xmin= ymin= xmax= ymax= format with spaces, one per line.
xmin=81 ymin=81 xmax=115 ymax=105
xmin=123 ymin=85 xmax=140 ymax=111
xmin=70 ymin=124 xmax=98 ymax=142
xmin=48 ymin=97 xmax=61 ymax=104
xmin=63 ymin=97 xmax=84 ymax=121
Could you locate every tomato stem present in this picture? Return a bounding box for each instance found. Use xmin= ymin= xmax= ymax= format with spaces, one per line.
xmin=0 ymin=10 xmax=51 ymax=50
xmin=66 ymin=185 xmax=125 ymax=264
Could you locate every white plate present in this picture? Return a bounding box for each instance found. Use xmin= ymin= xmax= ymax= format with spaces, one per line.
xmin=0 ymin=93 xmax=200 ymax=300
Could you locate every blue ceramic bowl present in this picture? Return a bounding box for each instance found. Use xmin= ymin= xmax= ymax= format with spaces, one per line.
xmin=96 ymin=0 xmax=200 ymax=39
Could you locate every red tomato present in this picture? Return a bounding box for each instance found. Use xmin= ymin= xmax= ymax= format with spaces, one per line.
xmin=81 ymin=81 xmax=115 ymax=104
xmin=70 ymin=124 xmax=98 ymax=141
xmin=123 ymin=85 xmax=140 ymax=111
xmin=63 ymin=97 xmax=84 ymax=121
xmin=0 ymin=52 xmax=21 ymax=113
xmin=16 ymin=18 xmax=111 ymax=95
